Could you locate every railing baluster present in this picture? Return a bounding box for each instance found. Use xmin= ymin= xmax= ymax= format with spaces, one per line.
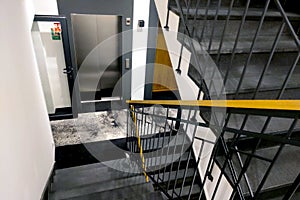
xmin=216 ymin=0 xmax=235 ymax=64
xmin=198 ymin=112 xmax=232 ymax=199
xmin=127 ymin=100 xmax=300 ymax=200
xmin=199 ymin=0 xmax=212 ymax=43
xmin=252 ymin=21 xmax=286 ymax=99
xmin=190 ymin=0 xmax=202 ymax=38
xmin=162 ymin=118 xmax=174 ymax=185
xmin=172 ymin=108 xmax=192 ymax=198
xmin=157 ymin=107 xmax=170 ymax=185
xmin=234 ymin=0 xmax=271 ymax=99
xmin=283 ymin=172 xmax=300 ymax=200
xmin=253 ymin=118 xmax=298 ymax=199
xmin=277 ymin=52 xmax=300 ymax=99
xmin=274 ymin=0 xmax=300 ymax=50
xmin=179 ymin=122 xmax=198 ymax=196
xmin=164 ymin=0 xmax=170 ymax=30
xmin=223 ymin=0 xmax=250 ymax=85
xmin=208 ymin=0 xmax=222 ymax=53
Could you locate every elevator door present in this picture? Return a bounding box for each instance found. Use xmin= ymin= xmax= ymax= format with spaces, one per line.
xmin=71 ymin=14 xmax=122 ymax=102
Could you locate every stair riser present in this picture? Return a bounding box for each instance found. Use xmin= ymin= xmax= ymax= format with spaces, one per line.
xmin=188 ymin=52 xmax=300 ymax=96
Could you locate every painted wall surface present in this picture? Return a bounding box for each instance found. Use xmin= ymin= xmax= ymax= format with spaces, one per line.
xmin=131 ymin=0 xmax=151 ymax=100
xmin=0 ymin=0 xmax=55 ymax=199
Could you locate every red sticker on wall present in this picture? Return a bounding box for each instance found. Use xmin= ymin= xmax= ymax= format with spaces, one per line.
xmin=51 ymin=22 xmax=61 ymax=40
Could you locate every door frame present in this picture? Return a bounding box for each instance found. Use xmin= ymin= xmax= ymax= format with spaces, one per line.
xmin=33 ymin=15 xmax=79 ymax=120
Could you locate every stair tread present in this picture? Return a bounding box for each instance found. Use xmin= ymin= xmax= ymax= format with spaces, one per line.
xmin=133 ymin=191 xmax=164 ymax=200
xmin=63 ymin=182 xmax=155 ymax=200
xmin=187 ymin=51 xmax=300 ymax=95
xmin=52 ymin=160 xmax=140 ymax=191
xmin=152 ymin=168 xmax=195 ymax=184
xmin=170 ymin=6 xmax=300 ymax=20
xmin=55 ymin=162 xmax=106 ymax=177
xmin=51 ymin=175 xmax=148 ymax=200
xmin=178 ymin=33 xmax=298 ymax=55
xmin=216 ymin=145 xmax=300 ymax=193
xmin=170 ymin=184 xmax=201 ymax=199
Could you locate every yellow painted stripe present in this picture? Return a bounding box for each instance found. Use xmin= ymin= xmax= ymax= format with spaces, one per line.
xmin=127 ymin=100 xmax=300 ymax=111
xmin=130 ymin=105 xmax=149 ymax=182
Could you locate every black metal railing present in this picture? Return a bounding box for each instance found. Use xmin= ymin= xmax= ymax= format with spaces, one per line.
xmin=126 ymin=100 xmax=300 ymax=200
xmin=166 ymin=0 xmax=300 ymax=100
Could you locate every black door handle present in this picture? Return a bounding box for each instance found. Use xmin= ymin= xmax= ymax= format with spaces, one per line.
xmin=63 ymin=68 xmax=73 ymax=74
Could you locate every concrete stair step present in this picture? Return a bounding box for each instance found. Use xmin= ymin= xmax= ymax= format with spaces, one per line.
xmin=51 ymin=175 xmax=148 ymax=200
xmin=170 ymin=7 xmax=300 ymax=21
xmin=215 ymin=145 xmax=300 ymax=196
xmin=63 ymin=182 xmax=156 ymax=200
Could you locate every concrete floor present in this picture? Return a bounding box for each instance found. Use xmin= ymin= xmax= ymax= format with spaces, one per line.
xmin=51 ymin=110 xmax=127 ymax=146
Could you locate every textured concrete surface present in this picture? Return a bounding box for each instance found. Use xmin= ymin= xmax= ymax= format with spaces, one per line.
xmin=51 ymin=110 xmax=127 ymax=146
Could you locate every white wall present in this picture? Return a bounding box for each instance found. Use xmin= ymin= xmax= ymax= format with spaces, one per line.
xmin=131 ymin=0 xmax=151 ymax=100
xmin=0 ymin=0 xmax=55 ymax=199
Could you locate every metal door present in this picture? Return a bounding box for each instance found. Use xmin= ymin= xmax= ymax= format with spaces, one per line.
xmin=31 ymin=15 xmax=79 ymax=120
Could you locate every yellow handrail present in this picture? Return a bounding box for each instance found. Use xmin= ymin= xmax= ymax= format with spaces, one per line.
xmin=127 ymin=100 xmax=300 ymax=111
xmin=130 ymin=105 xmax=149 ymax=182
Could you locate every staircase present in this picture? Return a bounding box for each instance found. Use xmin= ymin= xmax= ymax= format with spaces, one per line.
xmin=168 ymin=0 xmax=300 ymax=99
xmin=48 ymin=126 xmax=203 ymax=200
xmin=47 ymin=1 xmax=300 ymax=199
xmin=127 ymin=100 xmax=300 ymax=200
xmin=50 ymin=162 xmax=162 ymax=200
xmin=154 ymin=1 xmax=300 ymax=198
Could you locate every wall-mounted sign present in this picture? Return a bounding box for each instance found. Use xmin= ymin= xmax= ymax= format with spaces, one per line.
xmin=51 ymin=22 xmax=61 ymax=40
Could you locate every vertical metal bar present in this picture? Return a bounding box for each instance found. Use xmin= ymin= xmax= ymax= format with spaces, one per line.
xmin=277 ymin=53 xmax=300 ymax=99
xmin=177 ymin=0 xmax=192 ymax=75
xmin=167 ymin=122 xmax=180 ymax=190
xmin=127 ymin=108 xmax=129 ymax=149
xmin=190 ymin=90 xmax=201 ymax=122
xmin=216 ymin=0 xmax=235 ymax=63
xmin=252 ymin=21 xmax=285 ymax=99
xmin=141 ymin=106 xmax=145 ymax=151
xmin=145 ymin=121 xmax=150 ymax=169
xmin=219 ymin=134 xmax=245 ymax=200
xmin=274 ymin=0 xmax=300 ymax=49
xmin=253 ymin=118 xmax=298 ymax=198
xmin=197 ymin=112 xmax=232 ymax=199
xmin=211 ymin=146 xmax=255 ymax=199
xmin=191 ymin=0 xmax=202 ymax=38
xmin=223 ymin=0 xmax=251 ymax=85
xmin=199 ymin=0 xmax=212 ymax=43
xmin=164 ymin=0 xmax=170 ymax=30
xmin=175 ymin=106 xmax=182 ymax=130
xmin=208 ymin=0 xmax=235 ymax=92
xmin=234 ymin=0 xmax=271 ymax=99
xmin=208 ymin=0 xmax=222 ymax=53
xmin=174 ymin=0 xmax=206 ymax=88
xmin=210 ymin=113 xmax=249 ymax=200
xmin=172 ymin=108 xmax=192 ymax=198
xmin=162 ymin=119 xmax=174 ymax=183
xmin=176 ymin=42 xmax=184 ymax=74
xmin=283 ymin=172 xmax=300 ymax=200
xmin=234 ymin=147 xmax=254 ymax=197
xmin=179 ymin=121 xmax=199 ymax=196
xmin=150 ymin=106 xmax=156 ymax=171
xmin=157 ymin=107 xmax=170 ymax=183
xmin=188 ymin=139 xmax=205 ymax=200
xmin=229 ymin=114 xmax=273 ymax=199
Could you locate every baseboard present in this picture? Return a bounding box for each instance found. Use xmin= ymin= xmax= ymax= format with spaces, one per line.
xmin=40 ymin=162 xmax=55 ymax=200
